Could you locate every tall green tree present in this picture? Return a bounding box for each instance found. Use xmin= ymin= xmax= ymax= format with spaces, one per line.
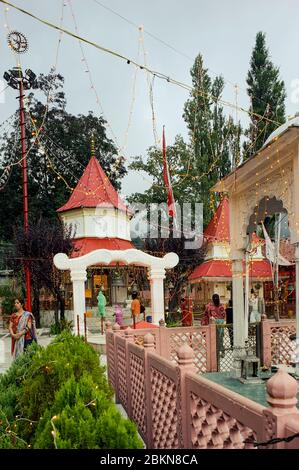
xmin=0 ymin=71 xmax=126 ymax=241
xmin=130 ymin=54 xmax=238 ymax=228
xmin=244 ymin=31 xmax=286 ymax=159
xmin=183 ymin=54 xmax=237 ymax=224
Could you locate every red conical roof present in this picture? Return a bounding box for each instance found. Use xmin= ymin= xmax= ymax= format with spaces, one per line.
xmin=204 ymin=197 xmax=230 ymax=242
xmin=57 ymin=156 xmax=129 ymax=213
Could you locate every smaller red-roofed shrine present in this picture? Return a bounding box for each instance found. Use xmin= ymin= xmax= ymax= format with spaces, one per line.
xmin=55 ymin=143 xmax=179 ymax=328
xmin=57 ymin=146 xmax=136 ymax=307
xmin=189 ymin=197 xmax=278 ymax=312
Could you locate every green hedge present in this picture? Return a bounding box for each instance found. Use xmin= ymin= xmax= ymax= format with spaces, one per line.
xmin=0 ymin=332 xmax=142 ymax=449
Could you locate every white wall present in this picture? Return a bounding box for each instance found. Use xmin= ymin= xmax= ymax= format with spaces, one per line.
xmin=61 ymin=207 xmax=131 ymax=240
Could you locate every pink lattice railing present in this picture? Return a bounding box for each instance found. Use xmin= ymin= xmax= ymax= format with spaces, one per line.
xmin=115 ymin=335 xmax=128 ymax=411
xmin=146 ymin=353 xmax=182 ymax=449
xmin=106 ymin=330 xmax=116 ymax=390
xmin=106 ymin=325 xmax=299 ymax=449
xmin=128 ymin=343 xmax=147 ymax=441
xmin=185 ymin=372 xmax=265 ymax=449
xmin=159 ymin=325 xmax=217 ymax=374
xmin=261 ymin=319 xmax=296 ymax=367
xmin=131 ymin=328 xmax=161 ymax=350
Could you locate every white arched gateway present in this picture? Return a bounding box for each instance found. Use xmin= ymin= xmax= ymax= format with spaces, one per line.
xmin=54 ymin=248 xmax=179 ymax=331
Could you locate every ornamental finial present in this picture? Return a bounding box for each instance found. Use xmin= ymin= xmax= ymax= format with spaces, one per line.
xmin=91 ymin=133 xmax=95 ymax=157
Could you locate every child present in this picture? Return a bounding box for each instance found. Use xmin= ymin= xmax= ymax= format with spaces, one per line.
xmin=114 ymin=304 xmax=123 ymax=326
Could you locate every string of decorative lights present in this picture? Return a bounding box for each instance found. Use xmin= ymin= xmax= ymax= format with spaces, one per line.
xmin=90 ymin=0 xmax=285 ymax=121
xmin=1 ymin=3 xmax=288 ymax=209
xmin=0 ymin=0 xmax=284 ymax=130
xmin=90 ymin=0 xmax=287 ymax=197
xmin=1 ymin=0 xmax=293 ymax=236
xmin=139 ymin=25 xmax=159 ymax=146
xmin=67 ymin=0 xmax=120 ymax=149
xmin=3 ymin=3 xmax=21 ymax=68
xmin=0 ymin=0 xmax=66 ymax=177
xmin=119 ymin=26 xmax=142 ymax=153
xmin=27 ymin=112 xmax=128 ymax=202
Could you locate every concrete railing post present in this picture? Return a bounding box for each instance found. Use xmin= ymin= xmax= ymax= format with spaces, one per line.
xmin=177 ymin=344 xmax=196 ymax=448
xmin=124 ymin=327 xmax=134 ymax=418
xmin=158 ymin=319 xmax=167 ymax=356
xmin=112 ymin=323 xmax=121 ymax=404
xmin=144 ymin=333 xmax=155 ymax=449
xmin=263 ymin=368 xmax=299 ymax=448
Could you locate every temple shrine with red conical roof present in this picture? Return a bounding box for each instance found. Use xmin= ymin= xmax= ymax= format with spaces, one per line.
xmin=188 ymin=197 xmax=274 ymax=311
xmin=57 ymin=141 xmax=136 ymax=307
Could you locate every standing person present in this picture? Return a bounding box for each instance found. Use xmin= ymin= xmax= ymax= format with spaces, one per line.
xmin=113 ymin=304 xmax=123 ymax=326
xmin=97 ymin=287 xmax=106 ymax=318
xmin=97 ymin=287 xmax=106 ymax=334
xmin=226 ymin=299 xmax=233 ymax=347
xmin=249 ymin=289 xmax=260 ymax=323
xmin=131 ymin=292 xmax=140 ymax=325
xmin=201 ymin=294 xmax=226 ymax=354
xmin=9 ymin=298 xmax=37 ymax=359
xmin=140 ymin=301 xmax=146 ymax=321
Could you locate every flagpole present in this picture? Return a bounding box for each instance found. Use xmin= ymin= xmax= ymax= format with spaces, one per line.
xmin=162 ymin=126 xmax=177 ymax=229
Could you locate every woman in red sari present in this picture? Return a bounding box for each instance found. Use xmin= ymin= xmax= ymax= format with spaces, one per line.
xmin=9 ymin=298 xmax=37 ymax=359
xmin=201 ymin=294 xmax=226 ymax=354
xmin=201 ymin=294 xmax=225 ymax=325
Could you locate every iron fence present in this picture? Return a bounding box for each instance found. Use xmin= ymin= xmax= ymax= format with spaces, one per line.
xmin=216 ymin=322 xmax=261 ymax=372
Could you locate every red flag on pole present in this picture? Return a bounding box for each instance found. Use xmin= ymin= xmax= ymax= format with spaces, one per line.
xmin=162 ymin=126 xmax=176 ymax=219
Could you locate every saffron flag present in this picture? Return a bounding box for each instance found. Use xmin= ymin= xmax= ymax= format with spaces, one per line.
xmin=162 ymin=126 xmax=176 ymax=219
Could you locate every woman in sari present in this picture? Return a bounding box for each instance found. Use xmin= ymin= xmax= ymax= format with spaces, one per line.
xmin=9 ymin=298 xmax=37 ymax=359
xmin=201 ymin=293 xmax=226 ymax=355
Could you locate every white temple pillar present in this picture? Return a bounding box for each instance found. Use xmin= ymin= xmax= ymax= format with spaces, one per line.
xmin=232 ymin=249 xmax=246 ymax=375
xmin=244 ymin=248 xmax=250 ymax=341
xmin=70 ymin=269 xmax=87 ymax=336
xmin=295 ymin=244 xmax=299 ymax=376
xmin=149 ymin=267 xmax=165 ymax=325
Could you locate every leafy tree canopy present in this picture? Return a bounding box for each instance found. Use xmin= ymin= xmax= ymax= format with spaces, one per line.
xmin=0 ymin=71 xmax=127 ymax=241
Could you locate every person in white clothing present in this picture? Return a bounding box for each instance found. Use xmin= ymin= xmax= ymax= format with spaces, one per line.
xmin=249 ymin=289 xmax=261 ymax=323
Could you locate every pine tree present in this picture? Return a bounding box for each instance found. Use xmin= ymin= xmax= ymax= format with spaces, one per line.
xmin=183 ymin=54 xmax=236 ymax=224
xmin=244 ymin=31 xmax=286 ymax=159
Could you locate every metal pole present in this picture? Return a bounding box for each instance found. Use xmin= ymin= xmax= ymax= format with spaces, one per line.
xmin=77 ymin=314 xmax=80 ymax=336
xmin=19 ymin=78 xmax=32 ymax=312
xmin=84 ymin=313 xmax=87 ymax=342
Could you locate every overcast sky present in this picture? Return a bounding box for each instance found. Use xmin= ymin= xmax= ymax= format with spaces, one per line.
xmin=1 ymin=0 xmax=299 ymax=198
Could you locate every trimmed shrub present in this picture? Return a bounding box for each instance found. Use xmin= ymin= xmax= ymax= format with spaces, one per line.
xmin=34 ymin=374 xmax=142 ymax=449
xmin=17 ymin=332 xmax=111 ymax=442
xmin=0 ymin=342 xmax=39 ymax=448
xmin=0 ymin=332 xmax=142 ymax=449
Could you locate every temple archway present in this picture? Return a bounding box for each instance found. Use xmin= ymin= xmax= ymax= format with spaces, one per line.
xmin=212 ymin=117 xmax=299 ymax=374
xmin=54 ymin=248 xmax=179 ymax=331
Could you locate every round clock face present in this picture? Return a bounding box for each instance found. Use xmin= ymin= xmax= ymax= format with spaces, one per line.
xmin=7 ymin=31 xmax=28 ymax=53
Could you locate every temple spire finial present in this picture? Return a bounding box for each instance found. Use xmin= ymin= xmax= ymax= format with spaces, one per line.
xmin=91 ymin=133 xmax=96 ymax=157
